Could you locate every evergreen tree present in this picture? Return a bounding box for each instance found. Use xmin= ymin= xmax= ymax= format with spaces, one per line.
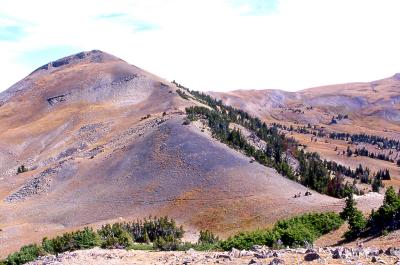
xmin=345 ymin=209 xmax=366 ymax=239
xmin=346 ymin=146 xmax=353 ymax=157
xmin=372 ymin=178 xmax=382 ymax=193
xmin=340 ymin=192 xmax=357 ymax=220
xmin=198 ymin=230 xmax=220 ymax=244
xmin=143 ymin=229 xmax=150 ymax=244
xmin=368 ymin=186 xmax=400 ymax=233
xmin=341 ymin=193 xmax=366 ymax=239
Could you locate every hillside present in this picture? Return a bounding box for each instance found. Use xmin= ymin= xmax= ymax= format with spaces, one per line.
xmin=211 ymin=76 xmax=400 ymax=190
xmin=0 ymin=51 xmax=365 ymax=258
xmin=211 ymin=75 xmax=400 ymax=139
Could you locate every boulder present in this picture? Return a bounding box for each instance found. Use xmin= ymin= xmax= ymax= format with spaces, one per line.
xmin=269 ymin=258 xmax=285 ymax=265
xmin=248 ymin=259 xmax=262 ymax=265
xmin=331 ymin=248 xmax=341 ymax=259
xmin=385 ymin=247 xmax=400 ymax=257
xmin=216 ymin=254 xmax=231 ymax=260
xmin=230 ymin=248 xmax=241 ymax=258
xmin=304 ymin=252 xmax=320 ymax=261
xmin=241 ymin=250 xmax=255 ymax=257
xmin=368 ymin=248 xmax=382 ymax=257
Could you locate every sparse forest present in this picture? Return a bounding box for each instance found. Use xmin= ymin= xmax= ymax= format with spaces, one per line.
xmin=1 ymin=216 xmax=184 ymax=265
xmin=329 ymin=132 xmax=400 ymax=151
xmin=341 ymin=186 xmax=400 ymax=240
xmin=185 ymin=90 xmax=381 ymax=198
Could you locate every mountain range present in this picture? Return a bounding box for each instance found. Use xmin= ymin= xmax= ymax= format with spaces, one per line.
xmin=0 ymin=50 xmax=398 ymax=257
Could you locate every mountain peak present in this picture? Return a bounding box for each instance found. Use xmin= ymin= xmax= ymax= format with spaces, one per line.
xmin=393 ymin=73 xmax=400 ymax=80
xmin=31 ymin=50 xmax=122 ymax=74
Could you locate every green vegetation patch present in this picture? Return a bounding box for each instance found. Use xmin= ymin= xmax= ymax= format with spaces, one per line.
xmin=220 ymin=212 xmax=343 ymax=250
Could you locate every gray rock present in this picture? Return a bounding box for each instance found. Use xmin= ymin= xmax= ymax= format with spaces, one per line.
xmin=341 ymin=247 xmax=353 ymax=259
xmin=269 ymin=258 xmax=285 ymax=265
xmin=385 ymin=247 xmax=400 ymax=257
xmin=294 ymin=248 xmax=307 ymax=254
xmin=368 ymin=248 xmax=381 ymax=257
xmin=241 ymin=250 xmax=255 ymax=257
xmin=254 ymin=250 xmax=274 ymax=259
xmin=185 ymin=248 xmax=195 ymax=254
xmin=331 ymin=248 xmax=341 ymax=259
xmin=304 ymin=252 xmax=320 ymax=261
xmin=216 ymin=254 xmax=231 ymax=260
xmin=248 ymin=259 xmax=260 ymax=264
xmin=230 ymin=248 xmax=241 ymax=258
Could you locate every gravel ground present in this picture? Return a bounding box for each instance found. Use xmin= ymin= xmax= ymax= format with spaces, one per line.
xmin=27 ymin=246 xmax=400 ymax=265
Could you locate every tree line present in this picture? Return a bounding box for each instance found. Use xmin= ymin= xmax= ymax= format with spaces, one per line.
xmin=341 ymin=186 xmax=400 ymax=240
xmin=185 ymin=90 xmax=383 ymax=198
xmin=329 ymin=132 xmax=400 ymax=151
xmin=353 ymin=146 xmax=395 ymax=163
xmin=1 ymin=216 xmax=184 ymax=265
xmin=1 ymin=212 xmax=344 ymax=265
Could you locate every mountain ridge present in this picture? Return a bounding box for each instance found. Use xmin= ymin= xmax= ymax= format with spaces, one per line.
xmin=210 ymin=73 xmax=400 ymax=139
xmin=0 ymin=50 xmax=362 ymax=257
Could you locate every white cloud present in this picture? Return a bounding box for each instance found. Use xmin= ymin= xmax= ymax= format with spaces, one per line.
xmin=0 ymin=0 xmax=399 ymax=92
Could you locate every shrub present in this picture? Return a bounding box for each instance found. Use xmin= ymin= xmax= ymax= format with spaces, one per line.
xmin=276 ymin=222 xmax=315 ymax=247
xmin=275 ymin=212 xmax=343 ymax=247
xmin=17 ymin=165 xmax=28 ymax=174
xmin=119 ymin=216 xmax=184 ymax=243
xmin=220 ymin=212 xmax=343 ymax=250
xmin=220 ymin=230 xmax=279 ymax=250
xmin=74 ymin=228 xmax=102 ymax=249
xmin=126 ymin=243 xmax=154 ymax=251
xmin=3 ymin=244 xmax=44 ymax=265
xmin=176 ymin=89 xmax=190 ymax=100
xmin=42 ymin=227 xmax=101 ymax=254
xmin=153 ymin=235 xmax=180 ymax=251
xmin=1 ymin=216 xmax=185 ymax=262
xmin=198 ymin=230 xmax=219 ymax=244
xmin=97 ymin=224 xmax=133 ymax=249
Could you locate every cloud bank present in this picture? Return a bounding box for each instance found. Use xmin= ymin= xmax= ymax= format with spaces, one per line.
xmin=0 ymin=0 xmax=399 ymax=92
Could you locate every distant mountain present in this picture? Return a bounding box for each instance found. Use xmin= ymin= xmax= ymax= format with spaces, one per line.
xmin=211 ymin=74 xmax=400 ymax=139
xmin=0 ymin=51 xmax=344 ymax=257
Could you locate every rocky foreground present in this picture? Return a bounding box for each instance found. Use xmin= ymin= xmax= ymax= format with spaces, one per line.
xmin=26 ymin=246 xmax=400 ymax=265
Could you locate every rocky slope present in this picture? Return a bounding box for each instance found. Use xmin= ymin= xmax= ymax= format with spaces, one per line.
xmin=0 ymin=51 xmax=362 ymax=258
xmin=27 ymin=245 xmax=400 ymax=265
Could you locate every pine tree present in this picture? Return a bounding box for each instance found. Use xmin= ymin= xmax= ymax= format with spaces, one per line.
xmin=372 ymin=178 xmax=382 ymax=193
xmin=143 ymin=229 xmax=150 ymax=244
xmin=340 ymin=192 xmax=357 ymax=220
xmin=341 ymin=192 xmax=366 ymax=239
xmin=346 ymin=209 xmax=366 ymax=239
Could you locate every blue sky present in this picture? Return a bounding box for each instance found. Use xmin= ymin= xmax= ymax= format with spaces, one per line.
xmin=0 ymin=25 xmax=25 ymax=41
xmin=20 ymin=46 xmax=82 ymax=70
xmin=0 ymin=0 xmax=399 ymax=92
xmin=231 ymin=0 xmax=279 ymax=15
